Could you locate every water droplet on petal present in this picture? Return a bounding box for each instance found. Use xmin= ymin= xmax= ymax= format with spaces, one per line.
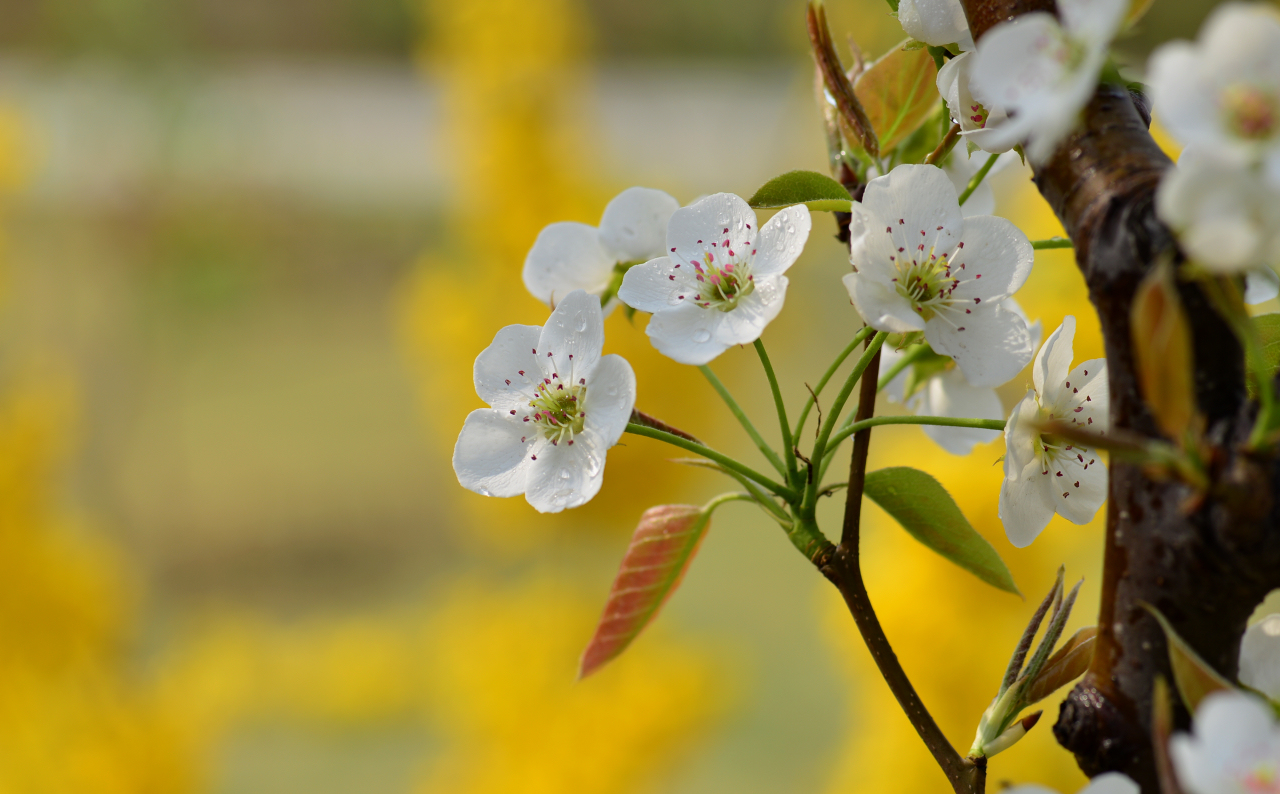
xmin=693 ymin=329 xmax=712 ymax=343
xmin=477 ymin=486 xmax=492 ymax=497
xmin=786 ymin=225 xmax=795 ymax=233
xmin=559 ymin=467 xmax=572 ymax=480
xmin=576 ymin=319 xmax=588 ymax=332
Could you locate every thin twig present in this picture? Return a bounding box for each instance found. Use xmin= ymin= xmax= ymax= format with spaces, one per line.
xmin=805 ymin=383 xmax=823 ymax=440
xmin=925 ymin=123 xmax=962 ymax=166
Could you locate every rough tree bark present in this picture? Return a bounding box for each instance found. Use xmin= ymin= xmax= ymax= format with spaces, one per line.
xmin=958 ymin=1 xmax=1280 ymax=790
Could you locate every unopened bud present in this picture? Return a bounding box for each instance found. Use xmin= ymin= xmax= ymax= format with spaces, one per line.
xmin=981 ymin=710 xmax=1042 ymax=758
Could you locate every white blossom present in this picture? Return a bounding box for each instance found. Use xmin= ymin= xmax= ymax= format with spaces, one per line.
xmin=967 ymin=0 xmax=1127 ymax=164
xmin=618 ymin=193 xmax=810 ymax=365
xmin=942 ymin=146 xmax=1021 ymax=217
xmin=843 ymin=164 xmax=1035 ymax=388
xmin=1171 ymin=690 xmax=1280 ymax=794
xmin=523 ymin=187 xmax=680 ymax=310
xmin=452 ymin=290 xmax=636 ymax=513
xmin=898 ymin=0 xmax=974 ymax=51
xmin=999 ymin=316 xmax=1109 ymax=547
xmin=937 ymin=51 xmax=1014 ymax=154
xmin=1004 ymin=772 xmax=1139 ymax=794
xmin=1247 ymin=268 xmax=1280 ymax=305
xmin=1148 ymin=3 xmax=1280 ymax=183
xmin=882 ymin=300 xmax=1040 ymax=456
xmin=1240 ymin=613 xmax=1280 ymax=702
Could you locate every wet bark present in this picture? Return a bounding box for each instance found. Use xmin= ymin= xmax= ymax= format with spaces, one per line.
xmin=957 ymin=2 xmax=1280 ymax=790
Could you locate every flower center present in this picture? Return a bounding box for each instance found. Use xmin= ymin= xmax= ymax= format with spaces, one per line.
xmin=1222 ymin=84 xmax=1280 ymax=141
xmin=528 ymin=377 xmax=587 ymax=445
xmin=692 ymin=251 xmax=755 ymax=312
xmin=893 ymin=252 xmax=958 ymax=321
xmin=1241 ymin=763 xmax=1280 ymax=794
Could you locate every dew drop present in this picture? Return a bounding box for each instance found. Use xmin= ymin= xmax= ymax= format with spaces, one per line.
xmin=477 ymin=486 xmax=492 ymax=497
xmin=576 ymin=318 xmax=588 ymax=332
xmin=693 ymin=329 xmax=712 ymax=343
xmin=786 ymin=225 xmax=795 ymax=233
xmin=559 ymin=467 xmax=572 ymax=480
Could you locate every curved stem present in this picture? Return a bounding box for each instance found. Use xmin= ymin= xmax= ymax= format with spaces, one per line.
xmin=925 ymin=122 xmax=962 ymax=166
xmin=876 ymin=343 xmax=930 ymax=392
xmin=698 ymin=365 xmax=789 ymax=477
xmin=958 ymin=152 xmax=999 ymax=206
xmin=1031 ymin=237 xmax=1073 ymax=250
xmin=755 ymin=339 xmax=799 ymax=485
xmin=823 ymin=415 xmax=1006 ymax=461
xmin=804 ymin=331 xmax=888 ymax=512
xmin=793 ymin=327 xmax=874 ymax=440
xmin=624 ymin=422 xmax=797 ymax=502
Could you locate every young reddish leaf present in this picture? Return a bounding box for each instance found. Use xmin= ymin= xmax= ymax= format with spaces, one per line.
xmin=854 ymin=42 xmax=939 ymax=153
xmin=1143 ymin=603 xmax=1233 ymax=712
xmin=579 ymin=505 xmax=712 ymax=679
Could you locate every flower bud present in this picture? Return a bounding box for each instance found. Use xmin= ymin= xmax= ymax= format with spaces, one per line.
xmin=981 ymin=711 xmax=1042 ymax=757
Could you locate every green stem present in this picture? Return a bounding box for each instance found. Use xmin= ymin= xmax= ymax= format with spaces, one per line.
xmin=1031 ymin=237 xmax=1073 ymax=250
xmin=755 ymin=339 xmax=799 ymax=485
xmin=804 ymin=331 xmax=888 ymax=511
xmin=793 ymin=327 xmax=875 ymax=441
xmin=703 ymin=492 xmax=759 ymax=512
xmin=710 ymin=460 xmax=795 ymax=525
xmin=822 ymin=415 xmax=1006 ymax=465
xmin=698 ymin=365 xmax=788 ymax=477
xmin=876 ymin=343 xmax=930 ymax=392
xmin=958 ymin=153 xmax=999 ymax=206
xmin=625 ymin=422 xmax=797 ymax=501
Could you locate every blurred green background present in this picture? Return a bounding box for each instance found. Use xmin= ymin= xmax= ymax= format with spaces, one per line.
xmin=0 ymin=0 xmax=1243 ymax=792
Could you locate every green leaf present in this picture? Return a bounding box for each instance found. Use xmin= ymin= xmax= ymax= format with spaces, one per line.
xmin=579 ymin=504 xmax=713 ymax=679
xmin=748 ymin=170 xmax=852 ymax=213
xmin=854 ymin=42 xmax=940 ymax=153
xmin=1026 ymin=626 xmax=1097 ymax=704
xmin=863 ymin=467 xmax=1019 ymax=595
xmin=1143 ymin=602 xmax=1233 ymax=712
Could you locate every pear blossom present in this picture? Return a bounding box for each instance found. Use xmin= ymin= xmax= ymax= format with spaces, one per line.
xmin=523 ymin=187 xmax=680 ymax=310
xmin=617 ymin=193 xmax=811 ymax=365
xmin=967 ymin=0 xmax=1127 ymax=164
xmin=1148 ymin=3 xmax=1280 ymax=183
xmin=843 ymin=164 xmax=1035 ymax=388
xmin=882 ymin=302 xmax=1040 ymax=455
xmin=999 ymin=316 xmax=1109 ymax=547
xmin=937 ymin=51 xmax=1014 ymax=154
xmin=1170 ymin=690 xmax=1280 ymax=794
xmin=1247 ymin=268 xmax=1280 ymax=305
xmin=942 ymin=146 xmax=1021 ymax=218
xmin=898 ymin=0 xmax=974 ymax=51
xmin=1004 ymin=772 xmax=1139 ymax=794
xmin=1157 ymin=147 xmax=1280 ymax=275
xmin=1240 ymin=613 xmax=1280 ymax=701
xmin=452 ymin=290 xmax=636 ymax=513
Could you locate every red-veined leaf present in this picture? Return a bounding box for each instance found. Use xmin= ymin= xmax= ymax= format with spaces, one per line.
xmin=854 ymin=42 xmax=939 ymax=153
xmin=578 ymin=504 xmax=712 ymax=679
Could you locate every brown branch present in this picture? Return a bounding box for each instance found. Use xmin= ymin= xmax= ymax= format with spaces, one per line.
xmin=818 ymin=345 xmax=985 ymax=793
xmin=958 ymin=1 xmax=1280 ymax=790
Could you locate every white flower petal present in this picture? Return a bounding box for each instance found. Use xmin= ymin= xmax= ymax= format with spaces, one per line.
xmin=753 ymin=205 xmax=812 ymax=277
xmin=1171 ymin=690 xmax=1280 ymax=794
xmin=1056 ymin=358 xmax=1108 ymax=431
xmin=915 ymin=369 xmax=1004 ymax=455
xmin=1082 ymin=773 xmax=1140 ymax=794
xmin=844 ymin=271 xmax=928 ymax=333
xmin=860 ymin=165 xmax=964 ymax=257
xmin=898 ymin=0 xmax=975 ymax=50
xmin=1240 ymin=613 xmax=1280 ymax=701
xmin=522 ymin=222 xmax=614 ymax=306
xmin=970 ymin=14 xmax=1068 ymax=111
xmin=1058 ymin=0 xmax=1127 ymax=44
xmin=1000 ymin=454 xmax=1057 ymax=548
xmin=644 ymin=302 xmax=728 ymax=365
xmin=1004 ymin=390 xmax=1041 ymax=473
xmin=537 ymin=289 xmax=605 ymax=381
xmin=453 ymin=409 xmax=536 ymax=498
xmin=950 ymin=214 xmax=1035 ymax=301
xmin=1034 ymin=316 xmax=1077 ymax=398
xmin=880 ymin=347 xmax=910 ymax=403
xmin=598 ymin=187 xmax=680 ymax=263
xmin=713 ymin=276 xmax=787 ymax=346
xmin=1052 ymin=454 xmax=1107 ymax=524
xmin=473 ymin=324 xmax=543 ymax=410
xmin=667 ymin=193 xmax=758 ymax=270
xmin=1246 ymin=268 xmax=1280 ymax=305
xmin=618 ymin=256 xmax=687 ymax=313
xmin=927 ymin=303 xmax=1033 ymax=387
xmin=1004 ymin=297 xmax=1043 ymax=351
xmin=523 ymin=430 xmax=606 ymax=513
xmin=581 ymin=354 xmax=636 ymax=448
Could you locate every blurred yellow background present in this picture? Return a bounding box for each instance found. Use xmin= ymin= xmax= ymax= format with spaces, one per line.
xmin=0 ymin=0 xmax=1245 ymax=792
